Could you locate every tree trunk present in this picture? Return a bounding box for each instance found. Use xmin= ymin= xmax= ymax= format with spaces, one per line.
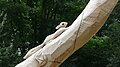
xmin=15 ymin=0 xmax=118 ymax=67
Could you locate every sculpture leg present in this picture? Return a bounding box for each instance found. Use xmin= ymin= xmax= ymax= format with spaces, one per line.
xmin=23 ymin=35 xmax=53 ymax=59
xmin=23 ymin=44 xmax=44 ymax=59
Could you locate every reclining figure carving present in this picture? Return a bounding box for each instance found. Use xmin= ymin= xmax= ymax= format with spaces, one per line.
xmin=23 ymin=22 xmax=69 ymax=59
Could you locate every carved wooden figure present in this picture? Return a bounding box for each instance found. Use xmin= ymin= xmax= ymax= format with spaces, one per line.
xmin=23 ymin=22 xmax=68 ymax=59
xmin=15 ymin=0 xmax=118 ymax=67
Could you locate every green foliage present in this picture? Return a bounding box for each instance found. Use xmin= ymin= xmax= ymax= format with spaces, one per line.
xmin=106 ymin=22 xmax=120 ymax=67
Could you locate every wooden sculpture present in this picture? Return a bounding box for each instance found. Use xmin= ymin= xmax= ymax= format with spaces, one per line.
xmin=15 ymin=0 xmax=118 ymax=67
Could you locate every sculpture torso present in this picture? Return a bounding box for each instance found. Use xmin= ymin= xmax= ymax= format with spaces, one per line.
xmin=23 ymin=22 xmax=69 ymax=59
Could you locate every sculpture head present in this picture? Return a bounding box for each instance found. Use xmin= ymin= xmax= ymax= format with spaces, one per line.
xmin=56 ymin=22 xmax=68 ymax=29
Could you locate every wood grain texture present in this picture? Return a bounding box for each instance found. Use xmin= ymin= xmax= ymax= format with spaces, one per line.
xmin=15 ymin=0 xmax=118 ymax=67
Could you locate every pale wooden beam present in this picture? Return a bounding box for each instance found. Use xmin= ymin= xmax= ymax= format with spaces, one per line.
xmin=15 ymin=0 xmax=118 ymax=67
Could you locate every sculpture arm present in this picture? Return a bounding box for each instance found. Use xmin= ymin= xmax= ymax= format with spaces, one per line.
xmin=23 ymin=44 xmax=43 ymax=59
